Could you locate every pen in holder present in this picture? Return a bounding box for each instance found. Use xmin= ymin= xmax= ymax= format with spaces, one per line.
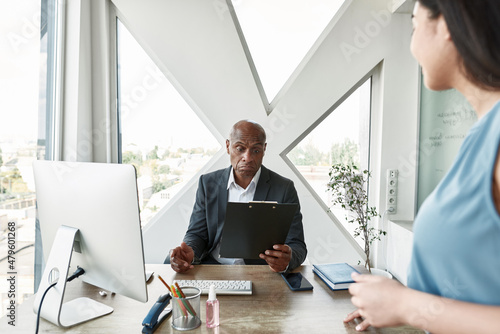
xmin=170 ymin=286 xmax=201 ymax=331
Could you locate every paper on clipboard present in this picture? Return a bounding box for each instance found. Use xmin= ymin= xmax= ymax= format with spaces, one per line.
xmin=219 ymin=201 xmax=298 ymax=259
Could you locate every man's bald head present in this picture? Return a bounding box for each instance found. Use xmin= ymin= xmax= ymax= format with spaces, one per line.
xmin=229 ymin=120 xmax=266 ymax=144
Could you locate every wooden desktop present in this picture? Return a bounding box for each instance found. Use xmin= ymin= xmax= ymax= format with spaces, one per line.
xmin=2 ymin=264 xmax=423 ymax=333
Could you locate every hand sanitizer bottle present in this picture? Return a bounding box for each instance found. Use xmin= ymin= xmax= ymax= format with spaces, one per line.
xmin=206 ymin=285 xmax=219 ymax=328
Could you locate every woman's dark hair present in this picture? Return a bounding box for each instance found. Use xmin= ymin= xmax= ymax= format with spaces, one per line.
xmin=418 ymin=0 xmax=500 ymax=90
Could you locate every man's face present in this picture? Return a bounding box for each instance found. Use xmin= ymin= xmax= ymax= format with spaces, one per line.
xmin=226 ymin=123 xmax=266 ymax=184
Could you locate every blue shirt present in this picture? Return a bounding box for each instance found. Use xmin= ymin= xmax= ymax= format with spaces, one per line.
xmin=407 ymin=100 xmax=500 ymax=305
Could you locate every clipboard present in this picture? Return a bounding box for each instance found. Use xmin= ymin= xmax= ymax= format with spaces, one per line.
xmin=219 ymin=201 xmax=298 ymax=259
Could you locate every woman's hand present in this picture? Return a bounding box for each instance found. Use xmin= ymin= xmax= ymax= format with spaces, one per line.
xmin=344 ymin=273 xmax=408 ymax=331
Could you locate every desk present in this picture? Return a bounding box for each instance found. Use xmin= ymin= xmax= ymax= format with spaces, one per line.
xmin=1 ymin=265 xmax=423 ymax=333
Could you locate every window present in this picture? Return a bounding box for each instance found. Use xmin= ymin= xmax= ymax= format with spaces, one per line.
xmin=116 ymin=19 xmax=221 ymax=227
xmin=232 ymin=0 xmax=346 ymax=103
xmin=0 ymin=0 xmax=54 ymax=316
xmin=287 ymin=78 xmax=371 ymax=246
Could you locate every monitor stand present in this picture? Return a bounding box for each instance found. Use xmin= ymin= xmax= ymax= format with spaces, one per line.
xmin=33 ymin=225 xmax=113 ymax=327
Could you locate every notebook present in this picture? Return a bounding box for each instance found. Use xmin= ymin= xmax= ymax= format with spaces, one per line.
xmin=312 ymin=262 xmax=360 ymax=291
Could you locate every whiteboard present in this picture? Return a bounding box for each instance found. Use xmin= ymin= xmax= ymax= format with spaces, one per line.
xmin=417 ymin=83 xmax=477 ymax=210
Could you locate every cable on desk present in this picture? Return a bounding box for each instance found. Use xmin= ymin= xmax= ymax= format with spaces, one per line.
xmin=35 ymin=267 xmax=86 ymax=334
xmin=35 ymin=281 xmax=57 ymax=334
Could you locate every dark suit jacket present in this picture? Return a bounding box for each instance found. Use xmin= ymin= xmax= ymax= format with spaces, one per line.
xmin=182 ymin=165 xmax=307 ymax=271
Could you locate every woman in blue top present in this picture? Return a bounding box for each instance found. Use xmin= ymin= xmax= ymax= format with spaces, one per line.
xmin=344 ymin=0 xmax=500 ymax=333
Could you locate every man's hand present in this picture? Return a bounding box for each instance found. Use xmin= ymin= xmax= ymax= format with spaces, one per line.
xmin=259 ymin=244 xmax=292 ymax=272
xmin=170 ymin=242 xmax=195 ymax=273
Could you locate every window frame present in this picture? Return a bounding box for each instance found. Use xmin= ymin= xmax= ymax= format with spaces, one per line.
xmin=282 ymin=67 xmax=378 ymax=252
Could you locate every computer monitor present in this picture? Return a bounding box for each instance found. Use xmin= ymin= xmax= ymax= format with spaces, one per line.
xmin=32 ymin=160 xmax=148 ymax=327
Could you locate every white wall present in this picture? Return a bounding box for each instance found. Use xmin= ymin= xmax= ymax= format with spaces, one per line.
xmin=60 ymin=0 xmax=419 ymax=279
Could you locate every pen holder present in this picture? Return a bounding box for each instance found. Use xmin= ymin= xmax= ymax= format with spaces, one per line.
xmin=171 ymin=286 xmax=201 ymax=331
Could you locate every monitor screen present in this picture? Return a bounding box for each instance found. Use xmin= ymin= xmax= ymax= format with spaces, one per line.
xmin=33 ymin=160 xmax=148 ymax=327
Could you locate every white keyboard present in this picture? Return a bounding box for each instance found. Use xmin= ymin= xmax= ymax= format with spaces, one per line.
xmin=173 ymin=279 xmax=252 ymax=295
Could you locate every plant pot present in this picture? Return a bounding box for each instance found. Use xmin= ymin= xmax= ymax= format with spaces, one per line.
xmin=369 ymin=268 xmax=393 ymax=279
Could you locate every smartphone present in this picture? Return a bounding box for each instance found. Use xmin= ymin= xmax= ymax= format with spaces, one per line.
xmin=281 ymin=272 xmax=313 ymax=291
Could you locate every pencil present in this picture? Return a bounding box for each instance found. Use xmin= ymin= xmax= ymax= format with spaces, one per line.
xmin=157 ymin=275 xmax=187 ymax=317
xmin=175 ymin=283 xmax=197 ymax=316
xmin=158 ymin=275 xmax=170 ymax=291
xmin=174 ymin=282 xmax=187 ymax=298
xmin=171 ymin=284 xmax=189 ymax=317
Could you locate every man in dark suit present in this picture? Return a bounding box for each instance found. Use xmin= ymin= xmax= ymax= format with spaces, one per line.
xmin=169 ymin=120 xmax=307 ymax=273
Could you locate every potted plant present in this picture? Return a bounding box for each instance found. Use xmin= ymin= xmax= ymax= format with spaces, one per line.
xmin=326 ymin=163 xmax=386 ymax=273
